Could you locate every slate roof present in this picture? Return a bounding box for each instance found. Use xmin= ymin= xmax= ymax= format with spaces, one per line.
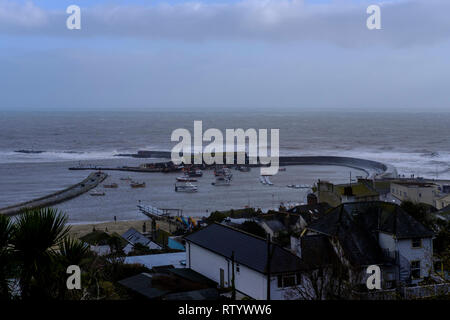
xmin=307 ymin=201 xmax=434 ymax=266
xmin=288 ymin=203 xmax=332 ymax=224
xmin=184 ymin=223 xmax=310 ymax=274
xmin=163 ymin=288 xmax=219 ymax=300
xmin=118 ymin=273 xmax=169 ymax=299
xmin=122 ymin=227 xmax=152 ymax=246
xmin=262 ymin=219 xmax=285 ymax=233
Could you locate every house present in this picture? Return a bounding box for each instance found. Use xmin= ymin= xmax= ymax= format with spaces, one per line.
xmin=435 ymin=194 xmax=450 ymax=210
xmin=317 ymin=180 xmax=380 ymax=207
xmin=391 ymin=181 xmax=439 ymax=206
xmin=306 ymin=201 xmax=435 ymax=288
xmin=184 ymin=223 xmax=335 ymax=300
xmin=121 ymin=227 xmax=162 ymax=254
xmin=124 ymin=252 xmax=187 ymax=269
xmin=254 ymin=202 xmax=331 ymax=239
xmin=287 ymin=202 xmax=331 ymax=230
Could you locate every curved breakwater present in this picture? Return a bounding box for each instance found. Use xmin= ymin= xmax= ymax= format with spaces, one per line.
xmin=0 ymin=172 xmax=107 ymax=216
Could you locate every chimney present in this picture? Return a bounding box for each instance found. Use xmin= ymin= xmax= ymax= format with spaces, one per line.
xmin=307 ymin=193 xmax=318 ymax=205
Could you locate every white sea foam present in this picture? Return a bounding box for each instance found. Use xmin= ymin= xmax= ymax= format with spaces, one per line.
xmin=284 ymin=148 xmax=450 ymax=180
xmin=0 ymin=150 xmax=120 ymax=164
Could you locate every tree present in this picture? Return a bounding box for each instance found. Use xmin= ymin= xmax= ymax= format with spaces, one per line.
xmin=287 ymin=257 xmax=354 ymax=300
xmin=12 ymin=207 xmax=70 ymax=299
xmin=0 ymin=215 xmax=14 ymax=300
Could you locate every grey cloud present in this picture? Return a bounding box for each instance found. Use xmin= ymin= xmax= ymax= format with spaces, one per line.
xmin=1 ymin=0 xmax=450 ymax=47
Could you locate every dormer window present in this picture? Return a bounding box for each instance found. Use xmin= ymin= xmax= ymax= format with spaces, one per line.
xmin=412 ymin=238 xmax=422 ymax=248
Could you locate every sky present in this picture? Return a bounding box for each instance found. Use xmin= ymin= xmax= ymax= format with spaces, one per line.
xmin=0 ymin=0 xmax=449 ymax=111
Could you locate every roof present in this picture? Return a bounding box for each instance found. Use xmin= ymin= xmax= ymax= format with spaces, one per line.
xmin=288 ymin=203 xmax=331 ymax=224
xmin=307 ymin=201 xmax=435 ymax=265
xmin=262 ymin=219 xmax=285 ymax=233
xmin=184 ymin=223 xmax=306 ymax=274
xmin=436 ymin=205 xmax=450 ymax=217
xmin=124 ymin=252 xmax=186 ymax=269
xmin=118 ymin=270 xmax=216 ymax=300
xmin=122 ymin=228 xmax=152 ymax=247
xmin=391 ymin=181 xmax=436 ymax=188
xmin=299 ymin=235 xmax=338 ymax=267
xmin=118 ymin=273 xmax=169 ymax=299
xmin=163 ymin=288 xmax=219 ymax=300
xmin=167 ymin=268 xmax=217 ymax=287
xmin=334 ymin=183 xmax=379 ymax=197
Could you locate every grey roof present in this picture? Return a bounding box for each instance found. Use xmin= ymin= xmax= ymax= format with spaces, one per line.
xmin=118 ymin=273 xmax=169 ymax=299
xmin=299 ymin=235 xmax=338 ymax=267
xmin=262 ymin=219 xmax=285 ymax=232
xmin=436 ymin=205 xmax=450 ymax=217
xmin=163 ymin=288 xmax=219 ymax=300
xmin=288 ymin=203 xmax=332 ymax=224
xmin=122 ymin=227 xmax=152 ymax=246
xmin=184 ymin=223 xmax=306 ymax=274
xmin=168 ymin=268 xmax=217 ymax=287
xmin=307 ymin=201 xmax=434 ymax=266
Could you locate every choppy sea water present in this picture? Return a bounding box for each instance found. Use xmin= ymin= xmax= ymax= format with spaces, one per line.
xmin=0 ymin=111 xmax=449 ymax=223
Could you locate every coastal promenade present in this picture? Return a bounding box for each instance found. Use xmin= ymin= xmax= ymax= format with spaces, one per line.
xmin=0 ymin=172 xmax=107 ymax=216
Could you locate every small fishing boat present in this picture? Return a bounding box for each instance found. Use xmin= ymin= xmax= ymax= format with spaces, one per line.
xmin=130 ymin=181 xmax=146 ymax=188
xmin=212 ymin=175 xmax=231 ymax=186
xmin=279 ymin=167 xmax=286 ymax=172
xmin=176 ymin=176 xmax=197 ymax=182
xmin=186 ymin=169 xmax=203 ymax=177
xmin=120 ymin=177 xmax=132 ymax=181
xmin=287 ymin=184 xmax=311 ymax=189
xmin=90 ymin=190 xmax=105 ymax=196
xmin=104 ymin=183 xmax=118 ymax=188
xmin=175 ymin=182 xmax=198 ymax=192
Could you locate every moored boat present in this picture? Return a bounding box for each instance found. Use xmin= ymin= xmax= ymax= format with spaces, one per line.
xmin=176 ymin=176 xmax=197 ymax=182
xmin=175 ymin=182 xmax=198 ymax=192
xmin=130 ymin=181 xmax=146 ymax=188
xmin=212 ymin=175 xmax=231 ymax=186
xmin=104 ymin=183 xmax=118 ymax=188
xmin=90 ymin=190 xmax=105 ymax=196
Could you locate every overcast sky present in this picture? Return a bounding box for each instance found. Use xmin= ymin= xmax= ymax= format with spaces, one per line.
xmin=1 ymin=0 xmax=449 ymax=111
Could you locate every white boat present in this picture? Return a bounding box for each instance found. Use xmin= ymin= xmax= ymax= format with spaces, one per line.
xmin=175 ymin=182 xmax=198 ymax=193
xmin=287 ymin=184 xmax=311 ymax=189
xmin=264 ymin=176 xmax=273 ymax=186
xmin=90 ymin=190 xmax=105 ymax=196
xmin=259 ymin=176 xmax=266 ymax=184
xmin=176 ymin=176 xmax=197 ymax=182
xmin=260 ymin=175 xmax=273 ymax=185
xmin=212 ymin=176 xmax=231 ymax=186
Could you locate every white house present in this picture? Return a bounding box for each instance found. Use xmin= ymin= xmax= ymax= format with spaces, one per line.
xmin=122 ymin=227 xmax=162 ymax=254
xmin=306 ymin=201 xmax=435 ymax=288
xmin=184 ymin=223 xmax=327 ymax=300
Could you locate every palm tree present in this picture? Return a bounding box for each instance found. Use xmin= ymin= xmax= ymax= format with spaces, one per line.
xmin=0 ymin=215 xmax=14 ymax=299
xmin=12 ymin=207 xmax=70 ymax=299
xmin=59 ymin=237 xmax=90 ymax=266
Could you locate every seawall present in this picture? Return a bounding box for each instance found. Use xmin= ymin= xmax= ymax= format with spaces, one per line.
xmin=0 ymin=172 xmax=108 ymax=216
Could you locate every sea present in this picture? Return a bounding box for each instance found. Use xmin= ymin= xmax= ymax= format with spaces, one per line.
xmin=0 ymin=110 xmax=449 ymax=224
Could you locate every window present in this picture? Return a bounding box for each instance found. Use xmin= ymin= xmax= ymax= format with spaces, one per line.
xmin=236 ymin=265 xmax=240 ymax=273
xmin=411 ymin=238 xmax=422 ymax=248
xmin=277 ymin=273 xmax=302 ymax=288
xmin=418 ymin=193 xmax=422 ymax=198
xmin=410 ymin=260 xmax=421 ymax=279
